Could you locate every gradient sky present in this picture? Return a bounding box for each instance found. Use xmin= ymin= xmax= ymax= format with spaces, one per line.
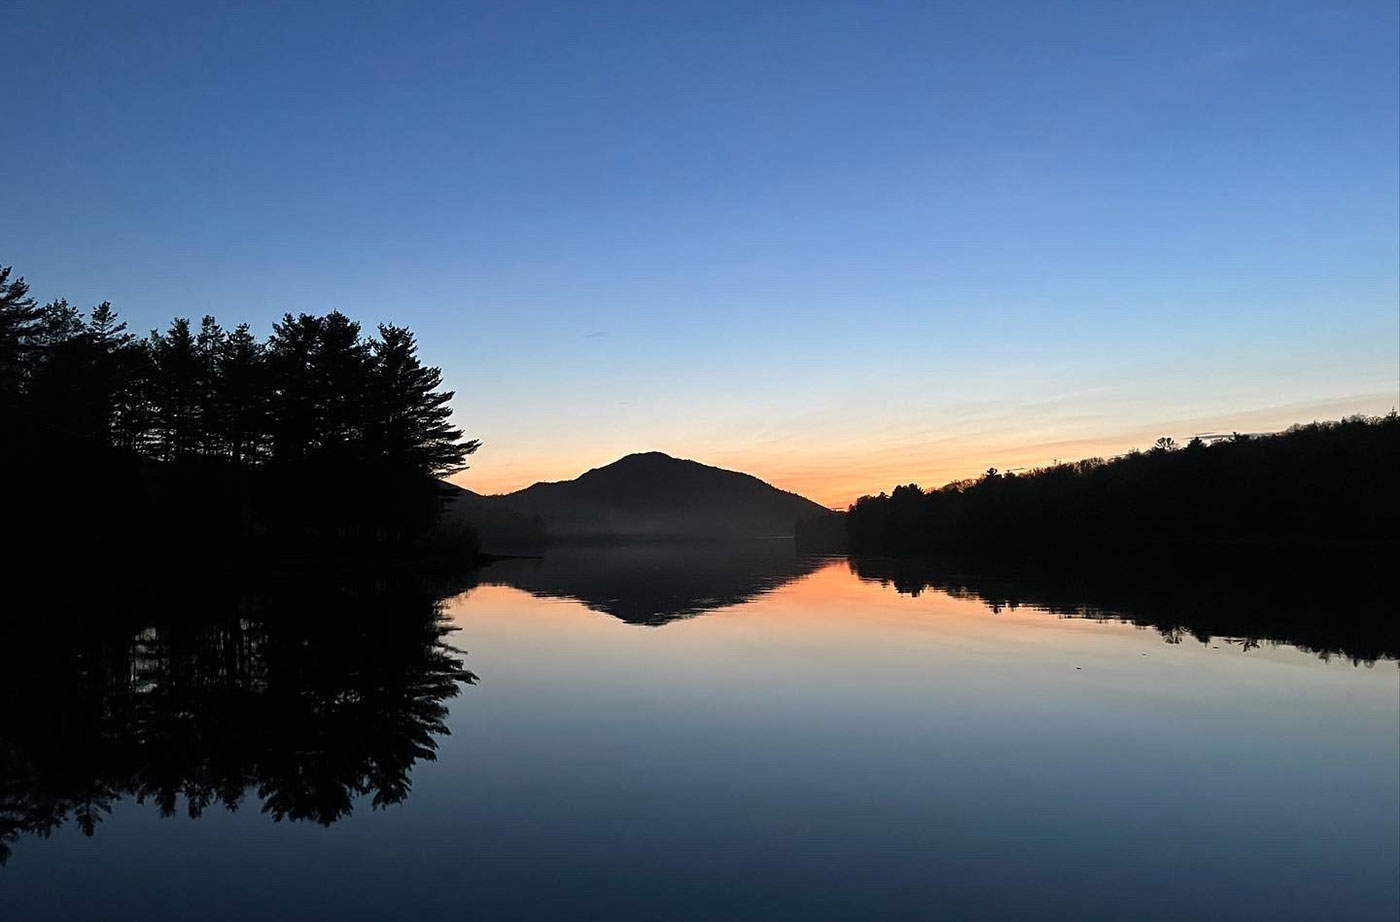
xmin=5 ymin=0 xmax=1397 ymax=506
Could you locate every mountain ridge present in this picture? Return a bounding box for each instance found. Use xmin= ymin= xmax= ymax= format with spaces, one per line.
xmin=446 ymin=451 xmax=829 ymax=544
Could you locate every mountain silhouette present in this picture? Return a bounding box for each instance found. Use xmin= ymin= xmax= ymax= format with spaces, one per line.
xmin=438 ymin=481 xmax=548 ymax=553
xmin=452 ymin=452 xmax=828 ymax=543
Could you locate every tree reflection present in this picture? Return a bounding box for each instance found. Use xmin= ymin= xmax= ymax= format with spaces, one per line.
xmin=848 ymin=553 xmax=1398 ymax=664
xmin=0 ymin=575 xmax=476 ymax=864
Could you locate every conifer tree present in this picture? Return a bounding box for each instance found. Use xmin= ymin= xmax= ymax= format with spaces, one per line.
xmin=194 ymin=316 xmax=227 ymax=456
xmin=0 ymin=266 xmax=43 ymax=406
xmin=369 ymin=324 xmax=478 ymax=476
xmin=220 ymin=323 xmax=265 ymax=465
xmin=312 ymin=311 xmax=370 ymax=457
xmin=27 ymin=300 xmax=92 ymax=449
xmin=3 ymin=260 xmax=483 ymax=549
xmin=149 ymin=318 xmax=200 ymax=460
xmin=265 ymin=313 xmax=323 ymax=464
xmin=85 ymin=302 xmax=137 ymax=448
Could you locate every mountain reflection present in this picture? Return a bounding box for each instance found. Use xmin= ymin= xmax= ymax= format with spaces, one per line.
xmin=481 ymin=540 xmax=825 ymax=625
xmin=0 ymin=574 xmax=476 ymax=864
xmin=848 ymin=554 xmax=1398 ymax=664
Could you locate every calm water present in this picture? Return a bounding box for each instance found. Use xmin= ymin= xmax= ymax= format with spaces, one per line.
xmin=3 ymin=545 xmax=1397 ymax=921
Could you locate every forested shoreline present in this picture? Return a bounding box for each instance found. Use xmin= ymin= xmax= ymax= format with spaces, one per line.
xmin=800 ymin=414 xmax=1399 ymax=555
xmin=7 ymin=259 xmax=1396 ymax=571
xmin=1 ymin=264 xmax=480 ymax=568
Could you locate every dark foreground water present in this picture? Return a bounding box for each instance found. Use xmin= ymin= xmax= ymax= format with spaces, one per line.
xmin=3 ymin=544 xmax=1397 ymax=921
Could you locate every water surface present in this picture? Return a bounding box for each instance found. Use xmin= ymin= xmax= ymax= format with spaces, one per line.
xmin=3 ymin=547 xmax=1396 ymax=921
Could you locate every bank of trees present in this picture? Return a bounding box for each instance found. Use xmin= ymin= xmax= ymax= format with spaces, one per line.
xmin=0 ymin=264 xmax=478 ymax=558
xmin=833 ymin=414 xmax=1398 ymax=555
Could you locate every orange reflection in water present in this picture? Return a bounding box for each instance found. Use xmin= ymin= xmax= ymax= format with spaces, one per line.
xmin=449 ymin=555 xmax=1239 ymax=665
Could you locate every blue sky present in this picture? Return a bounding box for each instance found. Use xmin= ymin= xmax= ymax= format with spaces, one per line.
xmin=5 ymin=0 xmax=1397 ymax=503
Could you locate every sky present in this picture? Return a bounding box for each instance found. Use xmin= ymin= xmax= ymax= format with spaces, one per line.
xmin=4 ymin=0 xmax=1397 ymax=507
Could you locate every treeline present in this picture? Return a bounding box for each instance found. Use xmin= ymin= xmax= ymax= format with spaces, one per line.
xmin=0 ymin=264 xmax=478 ymax=560
xmin=800 ymin=414 xmax=1399 ymax=555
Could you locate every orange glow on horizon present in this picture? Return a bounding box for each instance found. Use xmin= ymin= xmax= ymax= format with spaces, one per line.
xmin=451 ymin=396 xmax=1396 ymax=509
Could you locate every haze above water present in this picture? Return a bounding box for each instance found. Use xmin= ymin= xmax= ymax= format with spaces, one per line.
xmin=4 ymin=548 xmax=1396 ymax=922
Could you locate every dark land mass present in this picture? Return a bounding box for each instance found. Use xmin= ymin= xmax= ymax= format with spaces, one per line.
xmin=1 ymin=264 xmax=483 ymax=571
xmin=437 ymin=480 xmax=549 ymax=554
xmin=847 ymin=550 xmax=1398 ymax=664
xmin=804 ymin=415 xmax=1400 ymax=665
xmin=478 ymin=539 xmax=824 ymax=625
xmin=800 ymin=414 xmax=1399 ymax=557
xmin=447 ymin=451 xmax=829 ymax=548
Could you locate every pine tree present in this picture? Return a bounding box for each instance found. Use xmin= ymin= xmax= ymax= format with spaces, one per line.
xmin=313 ymin=311 xmax=370 ymax=458
xmin=265 ymin=313 xmax=323 ymax=464
xmin=85 ymin=302 xmax=137 ymax=448
xmin=0 ymin=266 xmax=43 ymax=401
xmin=34 ymin=299 xmax=85 ymax=349
xmin=111 ymin=337 xmax=154 ymax=454
xmin=3 ymin=260 xmax=482 ymax=550
xmin=27 ymin=300 xmax=92 ymax=450
xmin=369 ymin=324 xmax=478 ymax=476
xmin=194 ymin=316 xmax=228 ymax=456
xmin=149 ymin=318 xmax=200 ymax=460
xmin=220 ymin=323 xmax=266 ymax=465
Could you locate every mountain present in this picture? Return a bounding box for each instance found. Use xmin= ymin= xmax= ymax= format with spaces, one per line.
xmin=438 ymin=481 xmax=548 ymax=554
xmin=467 ymin=452 xmax=829 ymax=542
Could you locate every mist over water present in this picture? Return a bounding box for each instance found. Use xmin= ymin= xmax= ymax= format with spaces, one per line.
xmin=3 ymin=549 xmax=1396 ymax=922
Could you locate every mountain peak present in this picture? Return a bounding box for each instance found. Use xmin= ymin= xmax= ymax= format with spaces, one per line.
xmin=485 ymin=452 xmax=828 ymax=540
xmin=612 ymin=450 xmax=679 ymax=465
xmin=577 ymin=451 xmax=713 ymax=481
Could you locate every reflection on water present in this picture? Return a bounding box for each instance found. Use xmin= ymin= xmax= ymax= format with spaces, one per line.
xmin=0 ymin=577 xmax=475 ymax=864
xmin=2 ymin=549 xmax=1396 ymax=922
xmin=847 ymin=553 xmax=1398 ymax=664
xmin=483 ymin=542 xmax=1397 ymax=664
xmin=481 ymin=539 xmax=825 ymax=624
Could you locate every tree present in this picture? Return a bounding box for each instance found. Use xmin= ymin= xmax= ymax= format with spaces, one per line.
xmin=87 ymin=301 xmax=129 ymax=348
xmin=368 ymin=324 xmax=478 ymax=476
xmin=84 ymin=302 xmax=138 ymax=448
xmin=27 ymin=300 xmax=93 ymax=450
xmin=149 ymin=319 xmax=200 ymax=460
xmin=194 ymin=316 xmax=228 ymax=456
xmin=264 ymin=313 xmax=325 ymax=464
xmin=1 ymin=261 xmax=482 ymax=553
xmin=218 ymin=324 xmax=265 ymax=465
xmin=845 ymin=416 xmax=1399 ymax=554
xmin=311 ymin=311 xmax=370 ymax=458
xmin=0 ymin=266 xmax=43 ymax=413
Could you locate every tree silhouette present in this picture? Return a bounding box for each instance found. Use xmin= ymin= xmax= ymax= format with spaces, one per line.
xmin=368 ymin=323 xmax=479 ymax=476
xmin=218 ymin=323 xmax=267 ymax=465
xmin=0 ymin=261 xmax=482 ymax=561
xmin=0 ymin=267 xmax=44 ymax=414
xmin=149 ymin=317 xmax=201 ymax=460
xmin=833 ymin=414 xmax=1399 ymax=556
